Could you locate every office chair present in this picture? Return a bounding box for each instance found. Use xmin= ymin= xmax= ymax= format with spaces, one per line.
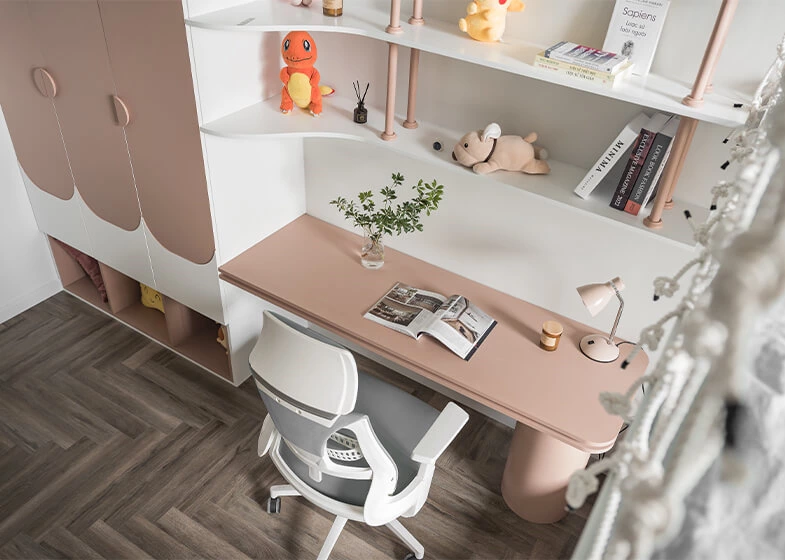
xmin=250 ymin=311 xmax=469 ymax=560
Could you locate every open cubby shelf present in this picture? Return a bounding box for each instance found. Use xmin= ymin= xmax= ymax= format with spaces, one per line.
xmin=48 ymin=237 xmax=111 ymax=313
xmin=48 ymin=237 xmax=232 ymax=382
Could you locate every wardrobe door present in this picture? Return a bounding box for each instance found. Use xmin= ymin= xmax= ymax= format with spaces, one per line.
xmin=0 ymin=1 xmax=73 ymax=200
xmin=99 ymin=1 xmax=216 ymax=265
xmin=26 ymin=0 xmax=141 ymax=232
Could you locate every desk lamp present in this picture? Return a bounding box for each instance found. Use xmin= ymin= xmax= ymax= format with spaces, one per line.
xmin=576 ymin=277 xmax=625 ymax=363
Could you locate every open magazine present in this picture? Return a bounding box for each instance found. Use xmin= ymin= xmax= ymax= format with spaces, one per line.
xmin=364 ymin=282 xmax=497 ymax=360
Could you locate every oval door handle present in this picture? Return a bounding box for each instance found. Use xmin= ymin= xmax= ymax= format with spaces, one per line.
xmin=112 ymin=95 xmax=131 ymax=127
xmin=32 ymin=67 xmax=57 ymax=98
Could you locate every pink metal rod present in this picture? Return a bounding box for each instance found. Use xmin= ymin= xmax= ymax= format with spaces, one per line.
xmin=644 ymin=118 xmax=697 ymax=229
xmin=409 ymin=0 xmax=424 ymax=25
xmin=664 ymin=119 xmax=699 ymax=208
xmin=403 ymin=48 xmax=420 ymax=129
xmin=683 ymin=0 xmax=739 ymax=107
xmin=386 ymin=0 xmax=403 ymax=34
xmin=381 ymin=43 xmax=398 ymax=141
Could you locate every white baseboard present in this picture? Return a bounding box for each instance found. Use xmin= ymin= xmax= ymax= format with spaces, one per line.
xmin=0 ymin=280 xmax=62 ymax=324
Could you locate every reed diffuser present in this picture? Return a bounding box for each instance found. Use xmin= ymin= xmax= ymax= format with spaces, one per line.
xmin=353 ymin=81 xmax=369 ymax=124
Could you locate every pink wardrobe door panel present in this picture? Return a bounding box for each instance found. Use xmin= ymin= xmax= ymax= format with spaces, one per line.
xmin=99 ymin=1 xmax=216 ymax=265
xmin=0 ymin=2 xmax=73 ymax=200
xmin=27 ymin=1 xmax=141 ymax=232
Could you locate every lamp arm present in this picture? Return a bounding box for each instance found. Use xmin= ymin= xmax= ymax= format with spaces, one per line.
xmin=607 ymin=282 xmax=625 ymax=343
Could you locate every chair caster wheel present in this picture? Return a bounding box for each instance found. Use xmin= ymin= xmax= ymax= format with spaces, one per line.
xmin=266 ymin=496 xmax=281 ymax=514
xmin=403 ymin=553 xmax=420 ymax=560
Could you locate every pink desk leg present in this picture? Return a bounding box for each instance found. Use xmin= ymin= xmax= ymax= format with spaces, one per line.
xmin=409 ymin=0 xmax=424 ymax=25
xmin=381 ymin=43 xmax=398 ymax=141
xmin=501 ymin=422 xmax=590 ymax=524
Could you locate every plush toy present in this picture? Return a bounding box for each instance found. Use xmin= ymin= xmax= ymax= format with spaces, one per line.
xmin=290 ymin=0 xmax=312 ymax=6
xmin=140 ymin=283 xmax=165 ymax=314
xmin=458 ymin=0 xmax=525 ymax=43
xmin=452 ymin=123 xmax=550 ymax=175
xmin=280 ymin=30 xmax=334 ymax=116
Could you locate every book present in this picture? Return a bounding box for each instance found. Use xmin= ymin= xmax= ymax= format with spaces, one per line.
xmin=641 ymin=118 xmax=683 ymax=209
xmin=624 ymin=116 xmax=680 ymax=215
xmin=365 ymin=282 xmax=497 ymax=361
xmin=574 ymin=112 xmax=650 ymax=199
xmin=534 ymin=54 xmax=633 ymax=88
xmin=609 ymin=112 xmax=671 ymax=210
xmin=543 ymin=41 xmax=629 ymax=74
xmin=603 ymin=0 xmax=671 ymax=76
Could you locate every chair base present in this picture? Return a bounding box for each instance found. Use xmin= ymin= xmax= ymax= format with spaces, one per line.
xmin=267 ymin=485 xmax=425 ymax=560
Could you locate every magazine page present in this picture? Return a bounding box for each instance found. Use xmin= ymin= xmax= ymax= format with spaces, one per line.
xmin=364 ymin=283 xmax=447 ymax=338
xmin=427 ymin=295 xmax=497 ymax=360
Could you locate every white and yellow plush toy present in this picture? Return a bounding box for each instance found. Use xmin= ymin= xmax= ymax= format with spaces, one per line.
xmin=458 ymin=0 xmax=525 ymax=43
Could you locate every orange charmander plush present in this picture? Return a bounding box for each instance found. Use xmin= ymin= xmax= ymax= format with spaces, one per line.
xmin=280 ymin=31 xmax=334 ymax=116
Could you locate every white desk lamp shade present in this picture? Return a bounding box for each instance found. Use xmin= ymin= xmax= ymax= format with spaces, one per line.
xmin=576 ymin=277 xmax=625 ymax=362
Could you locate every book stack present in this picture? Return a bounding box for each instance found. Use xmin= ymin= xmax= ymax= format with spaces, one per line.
xmin=574 ymin=112 xmax=680 ymax=216
xmin=534 ymin=41 xmax=633 ymax=88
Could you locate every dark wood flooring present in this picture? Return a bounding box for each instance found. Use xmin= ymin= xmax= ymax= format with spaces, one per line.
xmin=0 ymin=292 xmax=591 ymax=559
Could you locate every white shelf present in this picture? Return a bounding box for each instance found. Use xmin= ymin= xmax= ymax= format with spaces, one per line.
xmin=201 ymin=95 xmax=707 ymax=247
xmin=186 ymin=0 xmax=749 ymax=128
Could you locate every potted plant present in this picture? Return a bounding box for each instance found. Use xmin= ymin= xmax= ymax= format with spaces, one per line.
xmin=330 ymin=172 xmax=444 ymax=269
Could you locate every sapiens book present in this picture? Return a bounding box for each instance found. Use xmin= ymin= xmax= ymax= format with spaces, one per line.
xmin=574 ymin=112 xmax=650 ymax=199
xmin=365 ymin=282 xmax=497 ymax=361
xmin=624 ymin=116 xmax=680 ymax=215
xmin=543 ymin=41 xmax=629 ymax=73
xmin=603 ymin=0 xmax=671 ymax=76
xmin=609 ymin=112 xmax=671 ymax=210
xmin=534 ymin=54 xmax=633 ymax=88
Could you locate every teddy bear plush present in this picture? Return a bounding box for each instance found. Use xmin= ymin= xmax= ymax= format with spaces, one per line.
xmin=452 ymin=123 xmax=550 ymax=175
xmin=458 ymin=0 xmax=526 ymax=43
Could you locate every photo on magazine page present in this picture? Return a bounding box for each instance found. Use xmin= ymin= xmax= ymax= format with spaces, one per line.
xmin=366 ymin=297 xmax=422 ymax=327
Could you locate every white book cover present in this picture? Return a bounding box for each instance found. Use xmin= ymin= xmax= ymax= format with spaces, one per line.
xmin=574 ymin=112 xmax=650 ymax=199
xmin=603 ymin=0 xmax=671 ymax=76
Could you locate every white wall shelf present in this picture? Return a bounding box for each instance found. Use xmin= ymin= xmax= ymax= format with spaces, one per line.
xmin=201 ymin=94 xmax=705 ymax=247
xmin=186 ymin=0 xmax=749 ymax=128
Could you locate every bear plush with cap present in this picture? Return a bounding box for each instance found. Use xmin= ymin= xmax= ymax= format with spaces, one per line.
xmin=452 ymin=123 xmax=550 ymax=175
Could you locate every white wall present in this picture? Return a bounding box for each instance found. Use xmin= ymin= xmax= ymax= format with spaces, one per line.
xmin=0 ymin=106 xmax=60 ymax=323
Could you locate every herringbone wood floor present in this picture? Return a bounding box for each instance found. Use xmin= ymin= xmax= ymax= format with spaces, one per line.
xmin=0 ymin=292 xmax=592 ymax=559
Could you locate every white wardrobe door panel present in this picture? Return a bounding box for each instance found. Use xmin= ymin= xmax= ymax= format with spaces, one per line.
xmin=147 ymin=232 xmax=224 ymax=325
xmin=80 ymin=208 xmax=155 ymax=289
xmin=19 ymin=166 xmax=91 ymax=255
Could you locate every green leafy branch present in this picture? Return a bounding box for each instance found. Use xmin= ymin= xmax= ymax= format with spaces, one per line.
xmin=330 ymin=173 xmax=444 ymax=244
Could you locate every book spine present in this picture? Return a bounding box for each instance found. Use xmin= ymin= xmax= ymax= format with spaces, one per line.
xmin=574 ymin=114 xmax=648 ymax=199
xmin=535 ymin=56 xmax=618 ymax=79
xmin=534 ymin=59 xmax=618 ymax=86
xmin=624 ymin=131 xmax=671 ymax=215
xmin=640 ymin=139 xmax=675 ymax=209
xmin=609 ymin=127 xmax=656 ymax=210
xmin=544 ymin=44 xmax=625 ymax=73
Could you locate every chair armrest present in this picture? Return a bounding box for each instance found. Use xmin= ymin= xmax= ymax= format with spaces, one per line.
xmin=411 ymin=402 xmax=469 ymax=465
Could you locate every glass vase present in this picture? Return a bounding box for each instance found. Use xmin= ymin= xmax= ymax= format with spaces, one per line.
xmin=361 ymin=230 xmax=385 ymax=269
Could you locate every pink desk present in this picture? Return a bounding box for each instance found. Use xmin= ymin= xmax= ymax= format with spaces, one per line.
xmin=219 ymin=215 xmax=648 ymax=523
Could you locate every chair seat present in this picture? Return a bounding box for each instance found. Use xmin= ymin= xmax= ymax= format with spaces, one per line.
xmin=278 ymin=370 xmax=440 ymax=507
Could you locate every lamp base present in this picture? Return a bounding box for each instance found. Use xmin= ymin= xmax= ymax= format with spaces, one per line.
xmin=580 ymin=334 xmax=620 ymax=363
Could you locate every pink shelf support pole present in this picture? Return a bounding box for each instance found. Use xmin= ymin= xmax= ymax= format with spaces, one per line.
xmin=386 ymin=0 xmax=403 ymax=34
xmin=409 ymin=0 xmax=424 ymax=25
xmin=643 ymin=118 xmax=698 ymax=229
xmin=403 ymin=48 xmax=420 ymax=129
xmin=682 ymin=0 xmax=739 ymax=107
xmin=663 ymin=119 xmax=699 ymax=209
xmin=381 ymin=43 xmax=398 ymax=141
